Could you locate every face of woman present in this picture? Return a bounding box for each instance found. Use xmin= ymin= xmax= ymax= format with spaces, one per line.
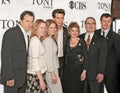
xmin=69 ymin=27 xmax=79 ymax=38
xmin=48 ymin=23 xmax=57 ymax=36
xmin=37 ymin=23 xmax=47 ymax=36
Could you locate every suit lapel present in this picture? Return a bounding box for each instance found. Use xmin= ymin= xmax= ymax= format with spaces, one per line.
xmin=16 ymin=25 xmax=26 ymax=52
xmin=63 ymin=26 xmax=68 ymax=52
xmin=89 ymin=32 xmax=98 ymax=50
xmin=106 ymin=30 xmax=114 ymax=50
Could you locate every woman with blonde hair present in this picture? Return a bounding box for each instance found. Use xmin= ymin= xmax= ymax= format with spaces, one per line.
xmin=42 ymin=19 xmax=63 ymax=93
xmin=26 ymin=19 xmax=47 ymax=93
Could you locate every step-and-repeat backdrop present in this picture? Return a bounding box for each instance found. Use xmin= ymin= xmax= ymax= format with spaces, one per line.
xmin=0 ymin=0 xmax=112 ymax=93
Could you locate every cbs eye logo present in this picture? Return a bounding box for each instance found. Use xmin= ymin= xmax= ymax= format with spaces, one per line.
xmin=69 ymin=1 xmax=74 ymax=9
xmin=69 ymin=1 xmax=86 ymax=10
xmin=0 ymin=0 xmax=10 ymax=5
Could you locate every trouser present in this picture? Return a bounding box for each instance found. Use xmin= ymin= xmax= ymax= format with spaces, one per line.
xmin=104 ymin=75 xmax=119 ymax=93
xmin=84 ymin=79 xmax=104 ymax=93
xmin=58 ymin=57 xmax=64 ymax=80
xmin=4 ymin=82 xmax=26 ymax=93
xmin=0 ymin=74 xmax=1 ymax=84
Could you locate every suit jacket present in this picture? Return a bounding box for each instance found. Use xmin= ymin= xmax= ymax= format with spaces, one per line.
xmin=96 ymin=29 xmax=120 ymax=77
xmin=63 ymin=26 xmax=68 ymax=57
xmin=1 ymin=25 xmax=28 ymax=87
xmin=79 ymin=31 xmax=107 ymax=80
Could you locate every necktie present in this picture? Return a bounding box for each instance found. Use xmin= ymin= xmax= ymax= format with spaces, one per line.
xmin=27 ymin=35 xmax=30 ymax=49
xmin=102 ymin=31 xmax=105 ymax=37
xmin=86 ymin=35 xmax=90 ymax=50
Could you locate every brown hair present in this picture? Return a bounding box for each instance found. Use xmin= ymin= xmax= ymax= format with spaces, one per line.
xmin=31 ymin=19 xmax=47 ymax=41
xmin=46 ymin=19 xmax=58 ymax=41
xmin=68 ymin=22 xmax=80 ymax=35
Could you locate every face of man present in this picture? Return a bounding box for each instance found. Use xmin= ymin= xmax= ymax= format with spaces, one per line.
xmin=20 ymin=14 xmax=34 ymax=32
xmin=101 ymin=16 xmax=112 ymax=30
xmin=53 ymin=13 xmax=64 ymax=28
xmin=85 ymin=18 xmax=96 ymax=33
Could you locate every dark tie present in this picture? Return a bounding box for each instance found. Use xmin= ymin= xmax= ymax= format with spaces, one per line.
xmin=102 ymin=31 xmax=105 ymax=37
xmin=86 ymin=35 xmax=90 ymax=50
xmin=27 ymin=35 xmax=30 ymax=49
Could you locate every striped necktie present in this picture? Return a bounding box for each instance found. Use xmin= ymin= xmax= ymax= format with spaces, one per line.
xmin=86 ymin=35 xmax=90 ymax=50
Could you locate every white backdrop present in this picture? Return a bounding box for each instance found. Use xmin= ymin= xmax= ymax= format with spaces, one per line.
xmin=0 ymin=0 xmax=112 ymax=93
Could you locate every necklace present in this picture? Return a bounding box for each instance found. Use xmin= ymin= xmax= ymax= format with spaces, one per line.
xmin=70 ymin=38 xmax=79 ymax=47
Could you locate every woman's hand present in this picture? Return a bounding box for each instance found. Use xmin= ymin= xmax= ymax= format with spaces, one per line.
xmin=51 ymin=71 xmax=57 ymax=84
xmin=80 ymin=70 xmax=86 ymax=81
xmin=40 ymin=79 xmax=46 ymax=91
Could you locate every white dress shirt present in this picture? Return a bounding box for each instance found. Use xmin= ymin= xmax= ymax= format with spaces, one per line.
xmin=57 ymin=28 xmax=63 ymax=57
xmin=101 ymin=28 xmax=110 ymax=37
xmin=18 ymin=24 xmax=29 ymax=50
xmin=85 ymin=32 xmax=94 ymax=42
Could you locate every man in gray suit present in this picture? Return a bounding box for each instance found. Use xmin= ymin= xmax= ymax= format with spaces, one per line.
xmin=79 ymin=17 xmax=107 ymax=93
xmin=1 ymin=10 xmax=35 ymax=93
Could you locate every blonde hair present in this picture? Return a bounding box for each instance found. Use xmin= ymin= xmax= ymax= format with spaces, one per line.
xmin=46 ymin=19 xmax=58 ymax=41
xmin=31 ymin=19 xmax=47 ymax=41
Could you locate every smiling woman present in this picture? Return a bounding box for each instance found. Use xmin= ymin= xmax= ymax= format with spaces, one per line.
xmin=0 ymin=1 xmax=113 ymax=93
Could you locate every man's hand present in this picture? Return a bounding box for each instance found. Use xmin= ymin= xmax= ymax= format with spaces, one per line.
xmin=96 ymin=74 xmax=104 ymax=83
xmin=6 ymin=79 xmax=15 ymax=87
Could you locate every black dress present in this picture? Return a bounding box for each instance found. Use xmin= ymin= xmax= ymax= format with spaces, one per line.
xmin=63 ymin=38 xmax=88 ymax=93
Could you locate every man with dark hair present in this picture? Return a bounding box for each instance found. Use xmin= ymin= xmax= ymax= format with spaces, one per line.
xmin=52 ymin=9 xmax=68 ymax=81
xmin=1 ymin=10 xmax=35 ymax=93
xmin=96 ymin=13 xmax=120 ymax=93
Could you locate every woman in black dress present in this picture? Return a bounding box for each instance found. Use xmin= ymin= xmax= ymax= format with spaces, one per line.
xmin=63 ymin=22 xmax=88 ymax=93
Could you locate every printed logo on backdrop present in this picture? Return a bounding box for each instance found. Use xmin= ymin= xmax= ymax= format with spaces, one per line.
xmin=32 ymin=0 xmax=53 ymax=8
xmin=0 ymin=19 xmax=18 ymax=29
xmin=69 ymin=1 xmax=86 ymax=10
xmin=0 ymin=0 xmax=10 ymax=5
xmin=98 ymin=2 xmax=111 ymax=12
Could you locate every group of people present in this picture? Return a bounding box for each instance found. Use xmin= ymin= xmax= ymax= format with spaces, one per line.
xmin=0 ymin=8 xmax=120 ymax=93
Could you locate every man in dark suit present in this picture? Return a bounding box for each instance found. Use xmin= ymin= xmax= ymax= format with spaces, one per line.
xmin=1 ymin=10 xmax=35 ymax=93
xmin=96 ymin=13 xmax=120 ymax=93
xmin=52 ymin=9 xmax=68 ymax=80
xmin=79 ymin=17 xmax=107 ymax=93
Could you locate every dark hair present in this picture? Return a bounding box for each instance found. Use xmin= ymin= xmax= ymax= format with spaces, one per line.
xmin=20 ymin=10 xmax=35 ymax=21
xmin=52 ymin=9 xmax=65 ymax=18
xmin=100 ymin=13 xmax=112 ymax=21
xmin=85 ymin=17 xmax=96 ymax=24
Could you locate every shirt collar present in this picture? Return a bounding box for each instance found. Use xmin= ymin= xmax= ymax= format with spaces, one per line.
xmin=101 ymin=28 xmax=110 ymax=37
xmin=18 ymin=24 xmax=29 ymax=36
